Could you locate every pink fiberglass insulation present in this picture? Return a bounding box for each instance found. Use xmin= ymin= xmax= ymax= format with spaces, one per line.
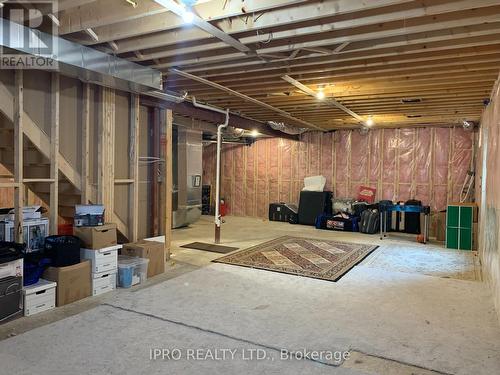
xmin=203 ymin=126 xmax=474 ymax=218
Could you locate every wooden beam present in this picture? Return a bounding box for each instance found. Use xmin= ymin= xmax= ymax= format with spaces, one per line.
xmin=153 ymin=0 xmax=252 ymax=54
xmin=282 ymin=74 xmax=368 ymax=126
xmin=164 ymin=109 xmax=173 ymax=262
xmin=170 ymin=69 xmax=324 ymax=130
xmin=0 ymin=81 xmax=82 ymax=189
xmin=13 ymin=70 xmax=23 ymax=243
xmin=75 ymin=0 xmax=313 ymax=44
xmin=155 ymin=6 xmax=500 ymax=68
xmin=23 ymin=179 xmax=55 ymax=183
xmin=104 ymin=0 xmax=421 ymax=52
xmin=50 ymin=73 xmax=60 ymax=235
xmin=98 ymin=87 xmax=116 ymax=223
xmin=151 ymin=108 xmax=160 ymax=236
xmin=0 ymin=182 xmax=19 ymax=188
xmin=129 ymin=93 xmax=140 ymax=242
xmin=81 ymin=82 xmax=91 ymax=203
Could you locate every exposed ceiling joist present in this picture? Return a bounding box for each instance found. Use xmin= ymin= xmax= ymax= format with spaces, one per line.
xmin=281 ymin=75 xmax=368 ymax=126
xmin=181 ymin=22 xmax=500 ymax=74
xmin=153 ymin=0 xmax=252 ymax=54
xmin=63 ymin=0 xmax=310 ymax=40
xmin=155 ymin=7 xmax=500 ymax=69
xmin=170 ymin=69 xmax=325 ymax=130
xmin=113 ymin=0 xmax=416 ymax=54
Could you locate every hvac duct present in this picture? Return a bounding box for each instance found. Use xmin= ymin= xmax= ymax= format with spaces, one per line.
xmin=1 ymin=18 xmax=162 ymax=93
xmin=267 ymin=121 xmax=308 ymax=135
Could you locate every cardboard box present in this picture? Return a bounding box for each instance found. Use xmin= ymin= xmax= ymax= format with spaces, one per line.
xmin=43 ymin=261 xmax=91 ymax=307
xmin=122 ymin=240 xmax=165 ymax=278
xmin=74 ymin=223 xmax=117 ymax=249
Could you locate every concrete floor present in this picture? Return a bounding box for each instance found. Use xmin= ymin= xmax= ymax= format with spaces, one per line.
xmin=0 ymin=216 xmax=499 ymax=375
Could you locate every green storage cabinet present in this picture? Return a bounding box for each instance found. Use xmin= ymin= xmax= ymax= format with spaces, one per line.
xmin=446 ymin=204 xmax=476 ymax=250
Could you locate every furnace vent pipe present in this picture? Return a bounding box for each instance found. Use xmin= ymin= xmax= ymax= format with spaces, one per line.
xmin=215 ymin=109 xmax=230 ymax=243
xmin=192 ymin=97 xmax=230 ymax=243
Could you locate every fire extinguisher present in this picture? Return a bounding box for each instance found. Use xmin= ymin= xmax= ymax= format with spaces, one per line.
xmin=219 ymin=198 xmax=227 ymax=222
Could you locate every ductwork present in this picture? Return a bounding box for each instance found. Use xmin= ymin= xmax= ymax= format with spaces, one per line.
xmin=267 ymin=121 xmax=308 ymax=135
xmin=1 ymin=18 xmax=162 ymax=93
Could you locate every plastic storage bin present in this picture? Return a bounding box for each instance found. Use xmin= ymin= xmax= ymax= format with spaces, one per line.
xmin=117 ymin=255 xmax=149 ymax=288
xmin=45 ymin=236 xmax=81 ymax=267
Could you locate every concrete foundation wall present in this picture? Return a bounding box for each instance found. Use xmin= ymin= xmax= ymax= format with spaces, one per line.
xmin=203 ymin=127 xmax=474 ymax=217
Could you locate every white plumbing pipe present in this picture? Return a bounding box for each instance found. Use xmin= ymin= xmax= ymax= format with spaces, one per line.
xmin=215 ymin=109 xmax=230 ymax=230
xmin=192 ymin=96 xmax=227 ymax=114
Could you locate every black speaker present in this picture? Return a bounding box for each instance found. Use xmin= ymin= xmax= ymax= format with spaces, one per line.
xmin=298 ymin=191 xmax=333 ymax=226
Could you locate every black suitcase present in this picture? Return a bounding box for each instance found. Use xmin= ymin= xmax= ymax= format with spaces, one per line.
xmin=404 ymin=199 xmax=422 ymax=234
xmin=269 ymin=203 xmax=298 ymax=224
xmin=360 ymin=209 xmax=380 ymax=234
xmin=352 ymin=201 xmax=368 ymax=217
xmin=298 ymin=191 xmax=333 ymax=226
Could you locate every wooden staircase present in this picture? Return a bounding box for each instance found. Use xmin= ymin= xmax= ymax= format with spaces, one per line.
xmin=0 ymin=79 xmax=131 ymax=239
xmin=0 ymin=125 xmax=82 ymax=221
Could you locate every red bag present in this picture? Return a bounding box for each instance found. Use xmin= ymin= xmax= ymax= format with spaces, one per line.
xmin=358 ymin=186 xmax=376 ymax=204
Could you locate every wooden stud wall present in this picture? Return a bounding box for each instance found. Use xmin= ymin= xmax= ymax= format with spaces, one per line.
xmin=49 ymin=73 xmax=60 ymax=235
xmin=13 ymin=71 xmax=24 ymax=242
xmin=98 ymin=87 xmax=116 ymax=224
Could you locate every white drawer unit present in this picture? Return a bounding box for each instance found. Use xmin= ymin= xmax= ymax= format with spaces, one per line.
xmin=92 ymin=271 xmax=116 ymax=296
xmin=80 ymin=245 xmax=121 ymax=274
xmin=23 ymin=279 xmax=56 ymax=317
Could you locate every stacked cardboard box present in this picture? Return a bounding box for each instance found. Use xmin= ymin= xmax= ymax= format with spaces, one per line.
xmin=43 ymin=261 xmax=91 ymax=307
xmin=75 ymin=223 xmax=121 ymax=296
xmin=122 ymin=240 xmax=165 ymax=278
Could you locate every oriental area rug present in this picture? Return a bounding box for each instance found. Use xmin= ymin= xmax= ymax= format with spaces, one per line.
xmin=213 ymin=236 xmax=378 ymax=281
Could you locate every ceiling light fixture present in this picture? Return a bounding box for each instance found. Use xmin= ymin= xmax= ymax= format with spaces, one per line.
xmin=365 ymin=117 xmax=374 ymax=127
xmin=316 ymin=89 xmax=325 ymax=100
xmin=250 ymin=129 xmax=260 ymax=137
xmin=182 ymin=10 xmax=194 ymax=23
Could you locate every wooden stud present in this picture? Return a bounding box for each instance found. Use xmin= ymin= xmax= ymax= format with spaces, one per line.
xmin=151 ymin=108 xmax=160 ymax=236
xmin=81 ymin=82 xmax=90 ymax=204
xmin=50 ymin=73 xmax=60 ymax=235
xmin=129 ymin=93 xmax=140 ymax=242
xmin=13 ymin=70 xmax=23 ymax=243
xmin=164 ymin=109 xmax=173 ymax=262
xmin=98 ymin=87 xmax=116 ymax=224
